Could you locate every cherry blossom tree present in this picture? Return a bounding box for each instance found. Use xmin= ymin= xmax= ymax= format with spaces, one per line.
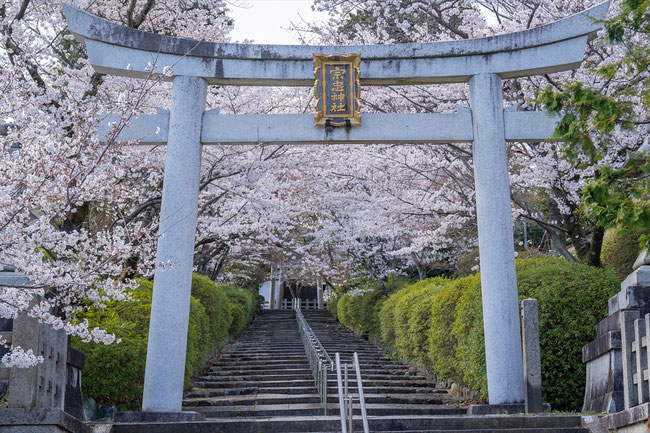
xmin=0 ymin=0 xmax=232 ymax=366
xmin=1 ymin=0 xmax=647 ymax=367
xmin=300 ymin=0 xmax=648 ymax=268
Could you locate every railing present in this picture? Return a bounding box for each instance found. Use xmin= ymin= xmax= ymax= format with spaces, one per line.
xmin=284 ymin=298 xmax=319 ymax=310
xmin=295 ymin=306 xmax=333 ymax=414
xmin=335 ymin=352 xmax=369 ymax=433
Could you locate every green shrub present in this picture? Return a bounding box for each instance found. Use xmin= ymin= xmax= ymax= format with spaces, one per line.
xmin=451 ymin=258 xmax=618 ymax=410
xmin=333 ymin=287 xmax=387 ymax=339
xmin=336 ymin=293 xmax=353 ymax=327
xmin=394 ymin=284 xmax=431 ymax=362
xmin=72 ymin=279 xmax=152 ymax=410
xmin=229 ymin=303 xmax=246 ymax=334
xmin=377 ymin=278 xmax=437 ymax=352
xmin=601 ymin=229 xmax=646 ymax=279
xmin=403 ymin=286 xmax=437 ymax=368
xmin=428 ymin=276 xmax=470 ymax=379
xmin=379 ymin=285 xmax=407 ymax=349
xmin=191 ymin=274 xmax=233 ymax=348
xmin=345 ymin=258 xmax=618 ymax=411
xmin=515 ymin=257 xmax=619 ymax=411
xmin=73 ymin=274 xmax=256 ymax=410
xmin=184 ymin=297 xmax=211 ymax=387
xmin=450 ymin=273 xmax=486 ymax=396
xmin=358 ymin=289 xmax=387 ymax=339
xmin=327 ymin=294 xmax=340 ymax=319
xmin=222 ymin=285 xmax=258 ymax=325
xmin=226 ymin=287 xmax=253 ymax=318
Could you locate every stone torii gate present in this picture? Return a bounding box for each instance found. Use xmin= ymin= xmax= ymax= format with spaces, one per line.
xmin=63 ymin=2 xmax=609 ymax=417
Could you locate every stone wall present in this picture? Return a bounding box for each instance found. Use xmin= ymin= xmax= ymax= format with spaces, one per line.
xmin=0 ymin=272 xmax=87 ymax=433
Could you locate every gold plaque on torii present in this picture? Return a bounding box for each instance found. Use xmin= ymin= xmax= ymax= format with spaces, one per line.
xmin=313 ymin=53 xmax=361 ymax=127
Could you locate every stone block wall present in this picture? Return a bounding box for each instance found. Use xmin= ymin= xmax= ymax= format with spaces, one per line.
xmin=583 ymin=251 xmax=650 ymax=419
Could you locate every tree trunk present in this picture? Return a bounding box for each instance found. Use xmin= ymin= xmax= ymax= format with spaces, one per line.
xmin=412 ymin=253 xmax=426 ymax=280
xmin=588 ymin=225 xmax=605 ymax=267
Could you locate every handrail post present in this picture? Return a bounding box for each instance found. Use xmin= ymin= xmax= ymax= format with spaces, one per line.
xmin=323 ymin=363 xmax=328 ymax=415
xmin=335 ymin=353 xmax=348 ymax=433
xmin=354 ymin=352 xmax=370 ymax=433
xmin=345 ymin=363 xmax=352 ymax=433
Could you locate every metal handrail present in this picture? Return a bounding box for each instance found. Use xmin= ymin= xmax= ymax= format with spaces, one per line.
xmin=295 ymin=302 xmax=333 ymax=415
xmin=336 ymin=352 xmax=370 ymax=433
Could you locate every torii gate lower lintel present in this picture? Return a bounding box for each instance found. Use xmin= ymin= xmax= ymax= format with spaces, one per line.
xmin=62 ymin=2 xmax=610 ymax=415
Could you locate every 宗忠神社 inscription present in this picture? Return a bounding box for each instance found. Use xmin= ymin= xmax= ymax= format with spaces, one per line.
xmin=313 ymin=53 xmax=361 ymax=127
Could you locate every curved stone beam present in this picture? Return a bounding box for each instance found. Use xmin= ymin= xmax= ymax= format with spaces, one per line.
xmin=63 ymin=2 xmax=609 ymax=86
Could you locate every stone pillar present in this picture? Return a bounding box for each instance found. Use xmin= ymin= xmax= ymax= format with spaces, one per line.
xmin=142 ymin=75 xmax=207 ymax=413
xmin=469 ymin=73 xmax=525 ymax=404
xmin=620 ymin=310 xmax=640 ymax=409
xmin=317 ymin=278 xmax=324 ymax=310
xmin=275 ymin=269 xmax=284 ymax=309
xmin=521 ymin=299 xmax=543 ymax=413
xmin=269 ymin=266 xmax=276 ymax=310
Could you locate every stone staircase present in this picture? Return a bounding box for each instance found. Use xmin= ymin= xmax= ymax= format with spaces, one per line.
xmin=182 ymin=309 xmax=323 ymax=417
xmin=108 ymin=309 xmax=590 ymax=433
xmin=302 ymin=310 xmax=465 ymax=417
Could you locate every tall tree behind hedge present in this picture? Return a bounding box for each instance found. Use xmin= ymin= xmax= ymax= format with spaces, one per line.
xmin=537 ymin=0 xmax=649 ymax=254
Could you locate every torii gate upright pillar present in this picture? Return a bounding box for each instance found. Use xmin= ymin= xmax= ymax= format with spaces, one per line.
xmin=142 ymin=75 xmax=207 ymax=413
xmin=470 ymin=73 xmax=525 ymax=404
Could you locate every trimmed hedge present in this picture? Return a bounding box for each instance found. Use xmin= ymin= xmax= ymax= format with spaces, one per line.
xmin=73 ymin=274 xmax=259 ymax=410
xmin=333 ymin=289 xmax=387 ymax=340
xmin=335 ymin=257 xmax=619 ymax=411
xmin=327 ymin=294 xmax=340 ymax=319
xmin=190 ymin=274 xmax=234 ymax=349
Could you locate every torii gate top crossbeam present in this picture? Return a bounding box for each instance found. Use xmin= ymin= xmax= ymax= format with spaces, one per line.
xmin=63 ymin=2 xmax=609 ymax=86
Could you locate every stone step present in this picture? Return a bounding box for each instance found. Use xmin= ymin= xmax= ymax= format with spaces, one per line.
xmin=195 ymin=374 xmax=313 ymax=382
xmin=183 ymin=393 xmax=324 ymax=406
xmin=110 ymin=415 xmax=587 ymax=433
xmin=226 ymin=348 xmax=303 ymax=352
xmin=184 ymin=387 xmax=258 ymax=398
xmin=323 ymin=386 xmax=446 ymax=395
xmin=326 ymin=379 xmax=438 ymax=387
xmin=207 ymin=366 xmax=414 ymax=375
xmin=208 ymin=368 xmax=312 ymax=375
xmin=211 ymin=360 xmax=310 ymax=368
xmin=195 ymin=378 xmax=439 ymax=391
xmin=183 ymin=392 xmax=451 ymax=407
xmin=219 ymin=353 xmax=307 ymax=358
xmin=195 ymin=379 xmax=317 ymax=388
xmin=209 ymin=365 xmax=311 ymax=371
xmin=189 ymin=386 xmax=451 ymax=397
xmin=216 ymin=356 xmax=308 ymax=363
xmin=210 ymin=366 xmax=311 ymax=376
xmin=183 ymin=403 xmax=467 ymax=418
xmin=201 ymin=372 xmax=433 ymax=382
xmin=261 ymin=386 xmax=436 ymax=395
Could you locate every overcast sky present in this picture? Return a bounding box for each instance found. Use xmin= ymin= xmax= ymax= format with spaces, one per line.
xmin=228 ymin=0 xmax=329 ymax=45
xmin=227 ymin=1 xmax=497 ymax=45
